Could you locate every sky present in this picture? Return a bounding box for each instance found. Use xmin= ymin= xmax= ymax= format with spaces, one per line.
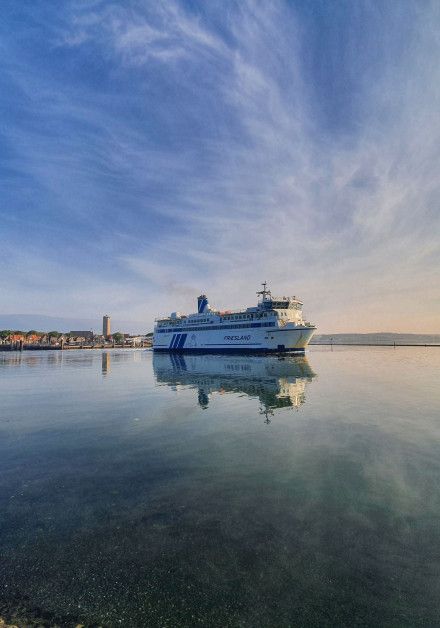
xmin=1 ymin=0 xmax=439 ymax=333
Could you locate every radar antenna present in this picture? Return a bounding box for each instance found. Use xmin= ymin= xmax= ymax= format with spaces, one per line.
xmin=257 ymin=281 xmax=271 ymax=301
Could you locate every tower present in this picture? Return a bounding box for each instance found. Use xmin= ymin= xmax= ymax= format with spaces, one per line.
xmin=103 ymin=315 xmax=111 ymax=338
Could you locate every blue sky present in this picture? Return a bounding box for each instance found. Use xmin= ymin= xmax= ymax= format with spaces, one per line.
xmin=1 ymin=0 xmax=439 ymax=332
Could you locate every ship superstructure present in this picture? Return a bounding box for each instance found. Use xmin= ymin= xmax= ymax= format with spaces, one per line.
xmin=153 ymin=282 xmax=316 ymax=353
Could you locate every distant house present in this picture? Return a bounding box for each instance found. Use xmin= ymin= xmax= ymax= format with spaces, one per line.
xmin=125 ymin=335 xmax=143 ymax=346
xmin=3 ymin=333 xmax=41 ymax=344
xmin=36 ymin=335 xmax=60 ymax=345
xmin=26 ymin=334 xmax=43 ymax=344
xmin=10 ymin=334 xmax=25 ymax=342
xmin=69 ymin=331 xmax=94 ymax=340
xmin=70 ymin=336 xmax=88 ymax=344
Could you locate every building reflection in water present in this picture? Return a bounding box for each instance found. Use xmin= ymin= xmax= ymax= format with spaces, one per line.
xmin=153 ymin=353 xmax=316 ymax=421
xmin=0 ymin=351 xmax=65 ymax=368
xmin=101 ymin=352 xmax=111 ymax=376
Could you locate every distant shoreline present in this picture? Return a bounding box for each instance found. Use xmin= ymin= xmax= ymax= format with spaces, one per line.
xmin=311 ymin=332 xmax=440 ymax=347
xmin=0 ymin=344 xmax=151 ymax=352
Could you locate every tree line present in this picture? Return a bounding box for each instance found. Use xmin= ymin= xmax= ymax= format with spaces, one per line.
xmin=0 ymin=330 xmax=63 ymax=338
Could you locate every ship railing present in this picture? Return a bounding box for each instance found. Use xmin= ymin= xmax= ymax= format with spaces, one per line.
xmin=155 ymin=308 xmax=255 ymax=322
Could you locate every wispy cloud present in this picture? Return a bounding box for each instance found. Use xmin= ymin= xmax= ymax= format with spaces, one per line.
xmin=1 ymin=0 xmax=439 ymax=331
xmin=59 ymin=1 xmax=227 ymax=63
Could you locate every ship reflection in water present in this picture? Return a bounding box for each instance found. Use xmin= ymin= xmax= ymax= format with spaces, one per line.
xmin=153 ymin=352 xmax=316 ymax=421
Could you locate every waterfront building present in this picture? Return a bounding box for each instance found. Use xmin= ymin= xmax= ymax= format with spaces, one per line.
xmin=126 ymin=335 xmax=143 ymax=347
xmin=9 ymin=334 xmax=25 ymax=343
xmin=69 ymin=331 xmax=94 ymax=340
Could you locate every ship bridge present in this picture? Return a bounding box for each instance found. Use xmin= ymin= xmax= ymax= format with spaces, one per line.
xmin=256 ymin=282 xmax=303 ymax=311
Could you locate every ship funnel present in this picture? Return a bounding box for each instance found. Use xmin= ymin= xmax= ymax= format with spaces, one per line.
xmin=197 ymin=294 xmax=209 ymax=313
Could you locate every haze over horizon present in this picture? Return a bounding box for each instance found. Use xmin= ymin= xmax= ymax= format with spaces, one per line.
xmin=1 ymin=1 xmax=439 ymax=334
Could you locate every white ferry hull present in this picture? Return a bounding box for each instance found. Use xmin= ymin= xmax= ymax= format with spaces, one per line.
xmin=153 ymin=325 xmax=315 ymax=353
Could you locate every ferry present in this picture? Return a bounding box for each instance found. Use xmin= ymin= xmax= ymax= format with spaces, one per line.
xmin=153 ymin=282 xmax=316 ymax=353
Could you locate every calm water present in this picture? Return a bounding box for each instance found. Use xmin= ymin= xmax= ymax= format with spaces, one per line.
xmin=0 ymin=347 xmax=439 ymax=627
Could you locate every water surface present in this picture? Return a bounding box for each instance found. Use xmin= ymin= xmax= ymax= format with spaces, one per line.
xmin=0 ymin=347 xmax=439 ymax=626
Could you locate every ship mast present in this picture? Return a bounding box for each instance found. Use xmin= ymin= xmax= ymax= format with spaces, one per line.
xmin=257 ymin=281 xmax=271 ymax=301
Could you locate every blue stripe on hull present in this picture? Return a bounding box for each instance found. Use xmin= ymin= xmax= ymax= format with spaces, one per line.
xmin=171 ymin=334 xmax=181 ymax=349
xmin=154 ymin=347 xmax=305 ymax=355
xmin=177 ymin=333 xmax=187 ymax=348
